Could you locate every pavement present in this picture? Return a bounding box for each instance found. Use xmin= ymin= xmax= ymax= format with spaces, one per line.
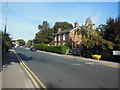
xmin=1 ymin=49 xmax=35 ymax=88
xmin=0 ymin=46 xmax=2 ymax=89
xmin=0 ymin=71 xmax=2 ymax=90
xmin=25 ymin=48 xmax=120 ymax=68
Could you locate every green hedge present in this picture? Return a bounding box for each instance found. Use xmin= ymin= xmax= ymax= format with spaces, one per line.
xmin=33 ymin=44 xmax=48 ymax=51
xmin=34 ymin=44 xmax=69 ymax=54
xmin=46 ymin=46 xmax=54 ymax=52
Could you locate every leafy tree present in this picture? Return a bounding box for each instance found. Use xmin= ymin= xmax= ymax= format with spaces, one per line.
xmin=38 ymin=21 xmax=50 ymax=31
xmin=1 ymin=31 xmax=12 ymax=53
xmin=17 ymin=39 xmax=26 ymax=46
xmin=34 ymin=28 xmax=54 ymax=44
xmin=54 ymin=22 xmax=73 ymax=33
xmin=35 ymin=21 xmax=73 ymax=44
xmin=27 ymin=40 xmax=33 ymax=47
xmin=34 ymin=21 xmax=54 ymax=44
xmin=76 ymin=18 xmax=114 ymax=57
xmin=101 ymin=17 xmax=120 ymax=50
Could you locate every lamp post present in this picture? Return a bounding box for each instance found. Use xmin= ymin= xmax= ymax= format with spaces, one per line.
xmin=4 ymin=1 xmax=8 ymax=35
xmin=3 ymin=1 xmax=8 ymax=53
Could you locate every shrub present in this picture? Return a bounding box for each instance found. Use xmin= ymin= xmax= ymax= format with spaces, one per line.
xmin=59 ymin=45 xmax=70 ymax=54
xmin=34 ymin=44 xmax=69 ymax=54
xmin=52 ymin=45 xmax=69 ymax=54
xmin=33 ymin=44 xmax=41 ymax=50
xmin=34 ymin=44 xmax=48 ymax=51
xmin=46 ymin=46 xmax=54 ymax=52
xmin=101 ymin=51 xmax=114 ymax=61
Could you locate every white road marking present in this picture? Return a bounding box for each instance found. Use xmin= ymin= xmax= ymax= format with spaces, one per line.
xmin=71 ymin=63 xmax=81 ymax=66
xmin=85 ymin=63 xmax=94 ymax=65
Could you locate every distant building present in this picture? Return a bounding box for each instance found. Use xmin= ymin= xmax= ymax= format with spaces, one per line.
xmin=53 ymin=22 xmax=82 ymax=48
xmin=12 ymin=40 xmax=20 ymax=47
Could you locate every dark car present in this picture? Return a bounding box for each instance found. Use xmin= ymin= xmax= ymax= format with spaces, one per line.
xmin=30 ymin=46 xmax=36 ymax=51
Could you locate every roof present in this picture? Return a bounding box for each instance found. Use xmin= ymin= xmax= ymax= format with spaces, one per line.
xmin=55 ymin=27 xmax=78 ymax=35
xmin=55 ymin=28 xmax=72 ymax=35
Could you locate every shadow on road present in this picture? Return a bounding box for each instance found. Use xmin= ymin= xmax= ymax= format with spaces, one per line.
xmin=46 ymin=82 xmax=61 ymax=89
xmin=17 ymin=53 xmax=34 ymax=61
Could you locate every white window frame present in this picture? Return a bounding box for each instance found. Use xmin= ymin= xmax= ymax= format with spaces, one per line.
xmin=63 ymin=42 xmax=65 ymax=45
xmin=63 ymin=34 xmax=66 ymax=40
xmin=58 ymin=35 xmax=61 ymax=41
xmin=55 ymin=43 xmax=57 ymax=45
xmin=55 ymin=35 xmax=57 ymax=41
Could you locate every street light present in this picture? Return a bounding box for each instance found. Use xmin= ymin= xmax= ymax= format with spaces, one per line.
xmin=4 ymin=1 xmax=8 ymax=35
xmin=3 ymin=1 xmax=8 ymax=53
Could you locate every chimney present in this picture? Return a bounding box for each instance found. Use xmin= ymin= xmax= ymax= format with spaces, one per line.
xmin=57 ymin=28 xmax=62 ymax=33
xmin=74 ymin=21 xmax=79 ymax=28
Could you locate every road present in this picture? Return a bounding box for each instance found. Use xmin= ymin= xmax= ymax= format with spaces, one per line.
xmin=15 ymin=47 xmax=118 ymax=88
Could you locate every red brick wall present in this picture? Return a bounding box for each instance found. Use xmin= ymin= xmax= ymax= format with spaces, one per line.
xmin=53 ymin=29 xmax=82 ymax=47
xmin=69 ymin=29 xmax=82 ymax=48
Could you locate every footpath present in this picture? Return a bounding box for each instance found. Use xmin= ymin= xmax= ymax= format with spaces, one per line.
xmin=1 ymin=49 xmax=35 ymax=88
xmin=25 ymin=48 xmax=120 ymax=68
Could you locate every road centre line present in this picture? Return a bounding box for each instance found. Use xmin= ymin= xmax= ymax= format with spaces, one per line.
xmin=36 ymin=50 xmax=119 ymax=68
xmin=85 ymin=63 xmax=94 ymax=65
xmin=80 ymin=59 xmax=119 ymax=68
xmin=30 ymin=49 xmax=120 ymax=68
xmin=13 ymin=50 xmax=47 ymax=89
xmin=29 ymin=48 xmax=120 ymax=68
xmin=63 ymin=56 xmax=120 ymax=68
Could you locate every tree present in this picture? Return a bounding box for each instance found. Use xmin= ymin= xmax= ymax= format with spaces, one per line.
xmin=76 ymin=18 xmax=114 ymax=57
xmin=34 ymin=28 xmax=54 ymax=44
xmin=34 ymin=21 xmax=54 ymax=44
xmin=17 ymin=39 xmax=26 ymax=46
xmin=1 ymin=31 xmax=12 ymax=53
xmin=38 ymin=21 xmax=50 ymax=31
xmin=101 ymin=17 xmax=120 ymax=50
xmin=27 ymin=40 xmax=33 ymax=47
xmin=54 ymin=22 xmax=73 ymax=33
xmin=35 ymin=21 xmax=73 ymax=44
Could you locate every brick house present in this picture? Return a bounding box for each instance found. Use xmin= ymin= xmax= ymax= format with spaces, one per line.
xmin=53 ymin=22 xmax=82 ymax=48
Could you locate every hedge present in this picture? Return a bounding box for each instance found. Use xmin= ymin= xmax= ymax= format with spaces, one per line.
xmin=33 ymin=44 xmax=69 ymax=54
xmin=33 ymin=44 xmax=48 ymax=51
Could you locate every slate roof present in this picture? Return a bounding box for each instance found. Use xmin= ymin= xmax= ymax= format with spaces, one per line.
xmin=55 ymin=28 xmax=72 ymax=35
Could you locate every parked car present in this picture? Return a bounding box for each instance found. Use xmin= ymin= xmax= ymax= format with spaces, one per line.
xmin=30 ymin=46 xmax=36 ymax=51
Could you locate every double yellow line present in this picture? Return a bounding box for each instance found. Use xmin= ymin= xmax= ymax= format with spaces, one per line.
xmin=13 ymin=50 xmax=47 ymax=90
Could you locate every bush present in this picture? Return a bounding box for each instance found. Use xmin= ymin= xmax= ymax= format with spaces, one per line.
xmin=34 ymin=44 xmax=69 ymax=54
xmin=34 ymin=44 xmax=48 ymax=51
xmin=46 ymin=46 xmax=54 ymax=52
xmin=33 ymin=44 xmax=41 ymax=50
xmin=101 ymin=51 xmax=117 ymax=62
xmin=59 ymin=45 xmax=70 ymax=54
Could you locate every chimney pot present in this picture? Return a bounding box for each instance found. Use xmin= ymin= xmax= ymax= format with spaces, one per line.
xmin=57 ymin=28 xmax=62 ymax=33
xmin=74 ymin=21 xmax=79 ymax=28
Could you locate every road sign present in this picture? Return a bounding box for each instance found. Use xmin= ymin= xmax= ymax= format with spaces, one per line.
xmin=113 ymin=51 xmax=120 ymax=55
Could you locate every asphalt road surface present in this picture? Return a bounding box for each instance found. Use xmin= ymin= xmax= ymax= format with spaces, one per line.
xmin=15 ymin=47 xmax=118 ymax=88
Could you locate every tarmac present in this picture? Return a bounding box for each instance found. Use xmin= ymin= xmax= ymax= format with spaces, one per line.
xmin=1 ymin=47 xmax=119 ymax=89
xmin=35 ymin=48 xmax=120 ymax=68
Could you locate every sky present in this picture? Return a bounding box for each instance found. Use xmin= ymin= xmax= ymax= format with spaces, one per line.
xmin=1 ymin=1 xmax=119 ymax=42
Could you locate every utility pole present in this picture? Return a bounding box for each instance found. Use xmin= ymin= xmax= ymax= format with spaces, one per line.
xmin=4 ymin=1 xmax=8 ymax=35
xmin=3 ymin=1 xmax=8 ymax=53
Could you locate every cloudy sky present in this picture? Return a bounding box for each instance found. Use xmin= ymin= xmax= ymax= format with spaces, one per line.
xmin=1 ymin=1 xmax=119 ymax=42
